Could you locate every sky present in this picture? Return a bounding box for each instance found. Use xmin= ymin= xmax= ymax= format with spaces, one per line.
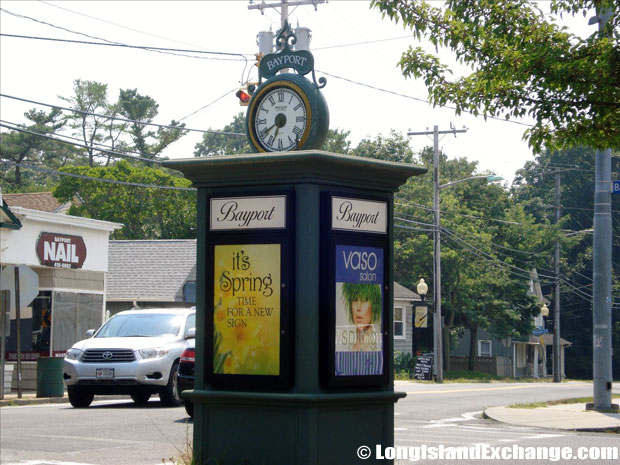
xmin=0 ymin=1 xmax=595 ymax=185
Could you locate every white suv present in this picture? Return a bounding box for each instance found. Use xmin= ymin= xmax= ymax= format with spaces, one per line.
xmin=63 ymin=308 xmax=195 ymax=408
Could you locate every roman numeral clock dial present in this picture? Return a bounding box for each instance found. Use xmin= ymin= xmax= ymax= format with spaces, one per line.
xmin=246 ymin=74 xmax=329 ymax=153
xmin=254 ymin=87 xmax=307 ymax=152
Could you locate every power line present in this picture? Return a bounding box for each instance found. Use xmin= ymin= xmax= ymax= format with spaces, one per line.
xmin=37 ymin=0 xmax=222 ymax=52
xmin=1 ymin=160 xmax=196 ymax=191
xmin=0 ymin=7 xmax=250 ymax=62
xmin=317 ymin=70 xmax=535 ymax=128
xmin=0 ymin=119 xmax=151 ymax=160
xmin=178 ymin=88 xmax=237 ymax=122
xmin=0 ymin=122 xmax=163 ymax=164
xmin=0 ymin=32 xmax=249 ymax=62
xmin=0 ymin=93 xmax=245 ymax=137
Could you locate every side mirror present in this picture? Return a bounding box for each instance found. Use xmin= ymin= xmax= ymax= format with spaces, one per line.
xmin=86 ymin=329 xmax=95 ymax=338
xmin=185 ymin=327 xmax=196 ymax=339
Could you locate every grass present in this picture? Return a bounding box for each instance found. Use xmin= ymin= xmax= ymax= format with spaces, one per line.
xmin=509 ymin=394 xmax=620 ymax=409
xmin=395 ymin=369 xmax=566 ymax=383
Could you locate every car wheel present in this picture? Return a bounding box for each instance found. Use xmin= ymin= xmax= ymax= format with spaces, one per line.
xmin=159 ymin=361 xmax=181 ymax=407
xmin=184 ymin=400 xmax=193 ymax=418
xmin=68 ymin=386 xmax=94 ymax=408
xmin=131 ymin=392 xmax=151 ymax=406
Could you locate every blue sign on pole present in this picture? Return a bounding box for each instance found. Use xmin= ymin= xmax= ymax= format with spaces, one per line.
xmin=613 ymin=180 xmax=620 ymax=194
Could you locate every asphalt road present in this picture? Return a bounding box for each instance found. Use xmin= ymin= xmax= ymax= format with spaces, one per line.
xmin=393 ymin=381 xmax=620 ymax=465
xmin=1 ymin=382 xmax=618 ymax=465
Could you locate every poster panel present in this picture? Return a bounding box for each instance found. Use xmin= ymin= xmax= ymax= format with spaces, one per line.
xmin=212 ymin=243 xmax=281 ymax=376
xmin=334 ymin=244 xmax=384 ymax=376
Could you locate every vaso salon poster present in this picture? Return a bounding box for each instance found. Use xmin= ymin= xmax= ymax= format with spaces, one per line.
xmin=213 ymin=244 xmax=280 ymax=375
xmin=335 ymin=245 xmax=384 ymax=376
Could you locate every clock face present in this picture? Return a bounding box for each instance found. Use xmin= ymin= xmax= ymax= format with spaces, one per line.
xmin=252 ymin=86 xmax=310 ymax=152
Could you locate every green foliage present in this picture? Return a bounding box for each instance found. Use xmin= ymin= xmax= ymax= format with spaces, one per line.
xmin=59 ymin=80 xmax=187 ymax=166
xmin=59 ymin=79 xmax=111 ymax=167
xmin=351 ymin=130 xmax=414 ymax=163
xmin=511 ymin=146 xmax=620 ymax=379
xmin=53 ymin=160 xmax=196 ymax=239
xmin=193 ymin=113 xmax=251 ymax=157
xmin=1 ymin=107 xmax=80 ymax=189
xmin=394 ymin=351 xmax=414 ymax=374
xmin=321 ymin=128 xmax=352 ymax=153
xmin=395 ymin=149 xmax=549 ymax=369
xmin=371 ymin=0 xmax=620 ymax=153
xmin=117 ymin=89 xmax=187 ymax=159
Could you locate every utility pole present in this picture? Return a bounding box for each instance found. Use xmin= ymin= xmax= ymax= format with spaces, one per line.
xmin=249 ymin=0 xmax=325 ymax=30
xmin=553 ymin=172 xmax=561 ymax=383
xmin=408 ymin=125 xmax=468 ymax=383
xmin=589 ymin=6 xmax=615 ymax=411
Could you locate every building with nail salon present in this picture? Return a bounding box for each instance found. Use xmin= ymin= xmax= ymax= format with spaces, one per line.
xmin=1 ymin=192 xmax=121 ymax=373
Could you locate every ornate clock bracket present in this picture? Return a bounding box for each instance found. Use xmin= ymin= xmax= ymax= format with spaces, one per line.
xmin=256 ymin=21 xmax=326 ymax=90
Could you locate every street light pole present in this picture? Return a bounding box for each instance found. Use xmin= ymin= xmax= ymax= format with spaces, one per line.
xmin=408 ymin=125 xmax=468 ymax=383
xmin=432 ymin=126 xmax=443 ymax=383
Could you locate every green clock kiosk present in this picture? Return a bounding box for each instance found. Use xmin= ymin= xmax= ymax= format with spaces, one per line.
xmin=164 ymin=151 xmax=426 ymax=464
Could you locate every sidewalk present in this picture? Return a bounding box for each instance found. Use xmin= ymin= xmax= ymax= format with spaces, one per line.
xmin=484 ymin=403 xmax=620 ymax=432
xmin=0 ymin=390 xmax=126 ymax=407
xmin=0 ymin=390 xmax=69 ymax=407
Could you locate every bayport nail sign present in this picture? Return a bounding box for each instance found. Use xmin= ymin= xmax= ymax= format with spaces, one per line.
xmin=320 ymin=193 xmax=390 ymax=387
xmin=206 ymin=193 xmax=294 ymax=388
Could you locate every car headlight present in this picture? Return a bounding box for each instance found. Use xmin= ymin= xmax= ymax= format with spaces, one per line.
xmin=65 ymin=348 xmax=83 ymax=360
xmin=139 ymin=348 xmax=169 ymax=359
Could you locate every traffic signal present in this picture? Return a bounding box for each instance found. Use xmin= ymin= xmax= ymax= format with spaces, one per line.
xmin=236 ymin=87 xmax=251 ymax=106
xmin=236 ymin=83 xmax=257 ymax=106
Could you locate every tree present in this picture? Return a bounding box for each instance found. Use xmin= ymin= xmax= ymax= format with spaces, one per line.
xmin=352 ymin=130 xmax=414 ymax=163
xmin=395 ymin=147 xmax=549 ymax=370
xmin=53 ymin=160 xmax=196 ymax=239
xmin=117 ymin=89 xmax=187 ymax=160
xmin=0 ymin=107 xmax=79 ymax=189
xmin=371 ymin=0 xmax=620 ymax=152
xmin=321 ymin=128 xmax=352 ymax=153
xmin=60 ymin=79 xmax=111 ymax=167
xmin=511 ymin=146 xmax=620 ymax=378
xmin=193 ymin=113 xmax=251 ymax=156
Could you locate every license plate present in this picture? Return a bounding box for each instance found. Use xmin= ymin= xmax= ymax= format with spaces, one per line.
xmin=96 ymin=368 xmax=114 ymax=379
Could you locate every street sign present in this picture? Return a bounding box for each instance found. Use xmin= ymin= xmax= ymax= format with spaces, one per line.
xmin=0 ymin=264 xmax=39 ymax=312
xmin=613 ymin=180 xmax=620 ymax=194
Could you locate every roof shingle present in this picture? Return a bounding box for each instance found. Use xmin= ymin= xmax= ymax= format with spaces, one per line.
xmin=107 ymin=240 xmax=196 ymax=302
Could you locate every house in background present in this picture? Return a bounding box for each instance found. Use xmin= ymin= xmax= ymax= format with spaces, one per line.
xmin=393 ymin=282 xmax=425 ymax=355
xmin=450 ymin=269 xmax=571 ymax=378
xmin=106 ymin=240 xmax=196 ymax=314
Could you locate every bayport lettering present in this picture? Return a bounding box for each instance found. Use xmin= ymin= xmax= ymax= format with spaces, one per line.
xmin=216 ymin=200 xmax=276 ymax=228
xmin=336 ymin=201 xmax=380 ymax=229
xmin=265 ymin=54 xmax=307 ymax=72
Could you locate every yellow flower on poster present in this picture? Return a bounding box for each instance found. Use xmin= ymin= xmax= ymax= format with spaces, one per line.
xmin=213 ymin=244 xmax=280 ymax=375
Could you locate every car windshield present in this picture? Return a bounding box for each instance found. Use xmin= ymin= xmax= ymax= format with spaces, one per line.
xmin=96 ymin=313 xmax=183 ymax=338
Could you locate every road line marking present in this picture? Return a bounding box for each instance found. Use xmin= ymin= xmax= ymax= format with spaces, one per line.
xmin=405 ymin=385 xmax=568 ymax=395
xmin=33 ymin=434 xmax=155 ymax=445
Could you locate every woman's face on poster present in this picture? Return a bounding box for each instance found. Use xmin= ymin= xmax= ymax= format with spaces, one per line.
xmin=352 ymin=299 xmax=372 ymax=326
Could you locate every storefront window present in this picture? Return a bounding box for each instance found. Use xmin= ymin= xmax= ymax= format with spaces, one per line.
xmin=4 ymin=291 xmax=103 ymax=360
xmin=52 ymin=292 xmax=103 ymax=354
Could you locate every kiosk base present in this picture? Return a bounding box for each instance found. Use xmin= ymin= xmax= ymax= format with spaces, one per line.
xmin=187 ymin=390 xmax=406 ymax=465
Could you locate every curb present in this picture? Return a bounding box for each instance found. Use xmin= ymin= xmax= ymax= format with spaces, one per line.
xmin=0 ymin=394 xmax=129 ymax=407
xmin=483 ymin=407 xmax=620 ymax=433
